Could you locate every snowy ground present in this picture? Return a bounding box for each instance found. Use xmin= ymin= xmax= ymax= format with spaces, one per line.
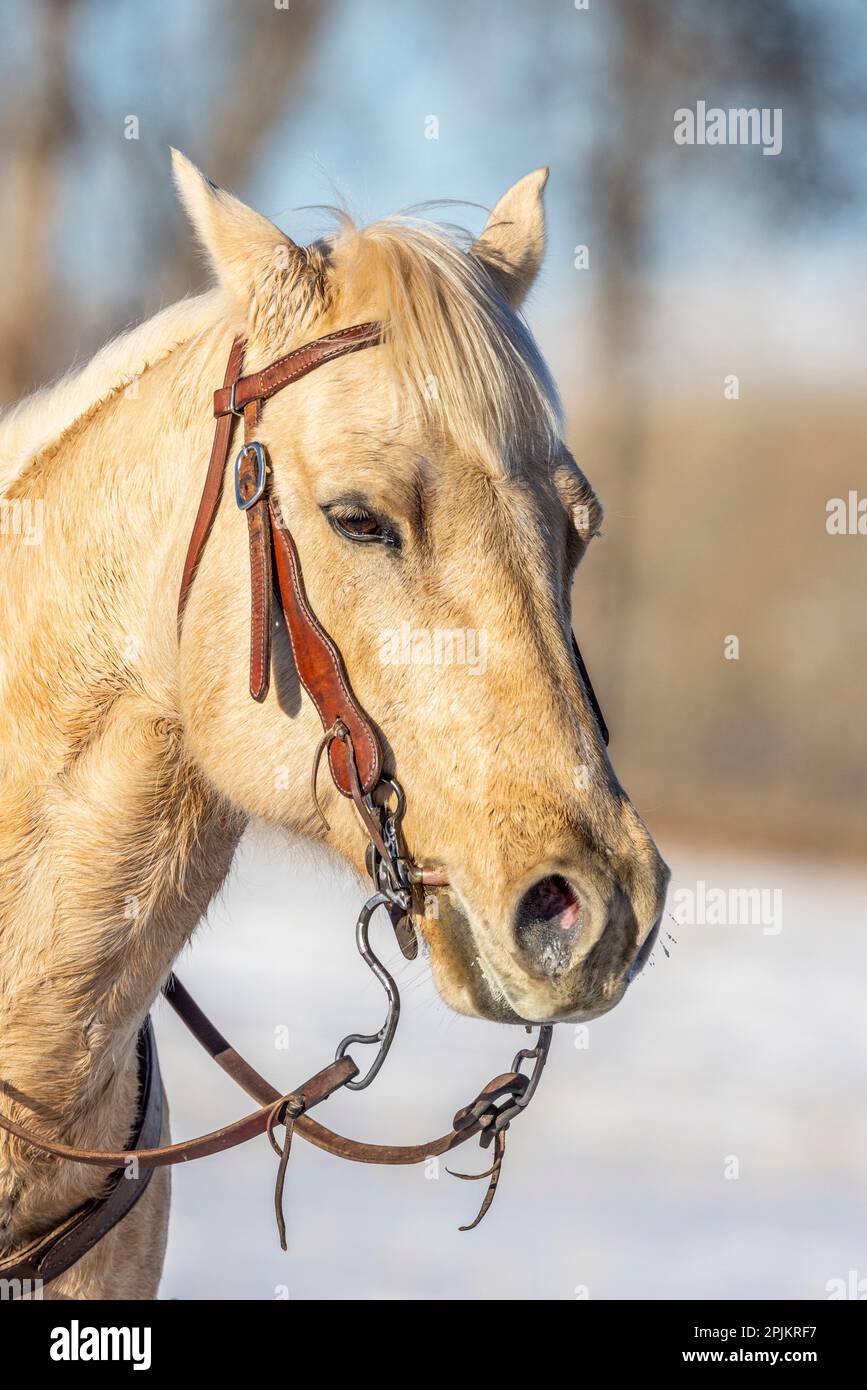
xmin=156 ymin=829 xmax=867 ymax=1300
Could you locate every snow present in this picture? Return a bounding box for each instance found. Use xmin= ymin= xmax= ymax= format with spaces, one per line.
xmin=157 ymin=830 xmax=867 ymax=1300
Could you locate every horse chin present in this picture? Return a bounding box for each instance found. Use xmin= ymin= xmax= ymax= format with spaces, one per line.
xmin=428 ymin=957 xmax=526 ymax=1024
xmin=414 ymin=896 xmax=525 ymax=1023
xmin=415 ymin=895 xmax=637 ymax=1026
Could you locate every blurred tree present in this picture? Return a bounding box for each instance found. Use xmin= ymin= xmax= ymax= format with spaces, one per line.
xmin=0 ymin=0 xmax=334 ymax=404
xmin=579 ymin=0 xmax=864 ymax=718
xmin=0 ymin=0 xmax=80 ymax=403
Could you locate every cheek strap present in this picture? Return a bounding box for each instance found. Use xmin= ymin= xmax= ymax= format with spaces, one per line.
xmin=176 ymin=325 xmax=384 ymax=796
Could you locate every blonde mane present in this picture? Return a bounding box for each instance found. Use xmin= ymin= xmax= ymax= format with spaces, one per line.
xmin=334 ymin=214 xmax=562 ymax=463
xmin=0 ymin=211 xmax=562 ymax=500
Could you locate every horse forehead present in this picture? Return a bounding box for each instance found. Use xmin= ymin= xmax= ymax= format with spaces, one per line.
xmin=425 ymin=451 xmax=566 ymax=549
xmin=438 ymin=452 xmax=559 ymax=524
xmin=300 ymin=340 xmax=559 ymax=486
xmin=427 ymin=469 xmax=563 ymax=592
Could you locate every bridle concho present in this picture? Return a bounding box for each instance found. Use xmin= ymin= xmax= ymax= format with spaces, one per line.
xmin=0 ymin=320 xmax=610 ymax=1288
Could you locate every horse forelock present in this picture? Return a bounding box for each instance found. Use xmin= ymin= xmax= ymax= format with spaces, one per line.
xmin=0 ymin=208 xmax=562 ymax=497
xmin=327 ymin=213 xmax=563 ymax=472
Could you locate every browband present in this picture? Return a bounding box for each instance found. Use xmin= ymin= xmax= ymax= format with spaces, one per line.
xmin=212 ymin=321 xmax=382 ymax=419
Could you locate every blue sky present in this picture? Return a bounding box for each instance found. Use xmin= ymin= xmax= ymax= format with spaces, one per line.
xmin=2 ymin=0 xmax=863 ymax=383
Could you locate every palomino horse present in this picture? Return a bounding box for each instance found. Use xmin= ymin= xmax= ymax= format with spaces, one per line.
xmin=0 ymin=152 xmax=669 ymax=1298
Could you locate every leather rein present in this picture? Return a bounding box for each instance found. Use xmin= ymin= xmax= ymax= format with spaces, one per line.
xmin=0 ymin=320 xmax=609 ymax=1287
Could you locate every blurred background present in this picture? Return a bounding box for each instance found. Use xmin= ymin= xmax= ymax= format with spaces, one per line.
xmin=1 ymin=0 xmax=864 ymax=1299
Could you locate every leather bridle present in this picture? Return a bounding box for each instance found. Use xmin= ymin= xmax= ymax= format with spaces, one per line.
xmin=0 ymin=320 xmax=610 ymax=1289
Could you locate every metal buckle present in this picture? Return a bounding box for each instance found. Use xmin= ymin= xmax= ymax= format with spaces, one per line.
xmin=226 ymin=381 xmax=243 ymax=418
xmin=234 ymin=441 xmax=268 ymax=510
xmin=367 ymin=777 xmax=411 ymax=896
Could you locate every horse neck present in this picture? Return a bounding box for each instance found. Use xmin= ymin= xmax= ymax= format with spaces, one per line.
xmin=0 ymin=322 xmax=243 ymax=1191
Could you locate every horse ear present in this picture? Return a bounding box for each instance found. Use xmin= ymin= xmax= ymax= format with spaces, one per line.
xmin=472 ymin=168 xmax=549 ymax=309
xmin=171 ymin=149 xmax=310 ymax=313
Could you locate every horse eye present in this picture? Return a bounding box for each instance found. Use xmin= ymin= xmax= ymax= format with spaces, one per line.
xmin=326 ymin=506 xmax=398 ymax=546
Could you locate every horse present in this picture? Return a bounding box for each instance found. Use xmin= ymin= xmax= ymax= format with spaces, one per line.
xmin=0 ymin=151 xmax=669 ymax=1298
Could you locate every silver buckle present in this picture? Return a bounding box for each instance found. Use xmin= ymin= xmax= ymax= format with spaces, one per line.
xmin=234 ymin=441 xmax=268 ymax=510
xmin=226 ymin=381 xmax=243 ymax=417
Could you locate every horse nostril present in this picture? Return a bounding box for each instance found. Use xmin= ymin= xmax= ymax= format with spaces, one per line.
xmin=514 ymin=874 xmax=584 ymax=978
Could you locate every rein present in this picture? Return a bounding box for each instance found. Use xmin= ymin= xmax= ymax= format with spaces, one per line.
xmin=0 ymin=320 xmax=583 ymax=1288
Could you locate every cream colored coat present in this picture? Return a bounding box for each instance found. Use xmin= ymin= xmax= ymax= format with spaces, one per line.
xmin=0 ymin=154 xmax=667 ymax=1298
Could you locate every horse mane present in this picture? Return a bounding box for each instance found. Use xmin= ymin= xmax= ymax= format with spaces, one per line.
xmin=334 ymin=212 xmax=562 ymax=464
xmin=0 ymin=291 xmax=225 ymax=497
xmin=0 ymin=209 xmax=562 ymax=498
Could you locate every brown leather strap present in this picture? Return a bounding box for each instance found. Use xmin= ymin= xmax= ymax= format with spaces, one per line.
xmin=0 ymin=976 xmax=493 ymax=1175
xmin=177 ymin=325 xmax=384 ymax=793
xmin=177 ymin=336 xmax=245 ymax=631
xmin=162 ymin=974 xmax=278 ymax=1103
xmin=270 ymin=500 xmax=381 ymax=796
xmin=0 ymin=974 xmax=546 ymax=1276
xmin=0 ymin=1010 xmax=354 ymax=1284
xmin=238 ymin=400 xmax=272 ymax=701
xmin=0 ymin=1019 xmax=162 ymax=1289
xmin=0 ymin=1048 xmax=356 ymax=1171
xmin=571 ymin=632 xmax=609 ymax=746
xmin=212 ymin=322 xmax=382 ymax=419
xmin=162 ymin=975 xmax=528 ymax=1168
